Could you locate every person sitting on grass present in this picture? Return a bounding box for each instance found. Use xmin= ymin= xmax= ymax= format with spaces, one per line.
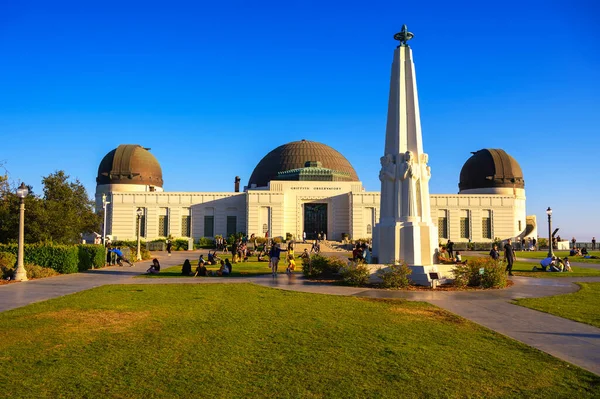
xmin=563 ymin=257 xmax=572 ymax=272
xmin=195 ymin=261 xmax=207 ymax=277
xmin=549 ymin=258 xmax=563 ymax=272
xmin=225 ymin=259 xmax=232 ymax=274
xmin=207 ymin=250 xmax=219 ymax=265
xmin=257 ymin=251 xmax=268 ymax=262
xmin=182 ymin=259 xmax=193 ymax=276
xmin=146 ymin=258 xmax=161 ymax=274
xmin=218 ymin=259 xmax=230 ymax=276
xmin=299 ymin=248 xmax=310 ymax=260
xmin=535 ymin=255 xmax=555 ymax=271
xmin=455 ymin=251 xmax=462 ymax=263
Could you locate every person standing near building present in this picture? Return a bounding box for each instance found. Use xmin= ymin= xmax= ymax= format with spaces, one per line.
xmin=303 ymin=231 xmax=306 ymax=243
xmin=503 ymin=239 xmax=516 ymax=276
xmin=166 ymin=239 xmax=172 ymax=256
xmin=446 ymin=239 xmax=454 ymax=259
xmin=592 ymin=237 xmax=596 ymax=251
xmin=572 ymin=237 xmax=576 ymax=249
xmin=532 ymin=237 xmax=537 ymax=251
xmin=269 ymin=243 xmax=281 ymax=276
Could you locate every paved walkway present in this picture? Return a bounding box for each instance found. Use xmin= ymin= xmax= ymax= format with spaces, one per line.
xmin=1 ymin=251 xmax=599 ymax=375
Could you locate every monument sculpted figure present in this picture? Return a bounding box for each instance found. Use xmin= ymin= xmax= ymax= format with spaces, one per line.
xmin=379 ymin=154 xmax=396 ymax=219
xmin=398 ymin=151 xmax=420 ymax=217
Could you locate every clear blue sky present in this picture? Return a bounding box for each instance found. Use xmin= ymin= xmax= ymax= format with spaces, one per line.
xmin=1 ymin=0 xmax=598 ymax=240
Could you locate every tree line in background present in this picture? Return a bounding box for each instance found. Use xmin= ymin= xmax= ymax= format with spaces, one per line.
xmin=0 ymin=169 xmax=100 ymax=244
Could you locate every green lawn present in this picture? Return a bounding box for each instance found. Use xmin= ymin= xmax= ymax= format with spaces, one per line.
xmin=514 ymin=282 xmax=600 ymax=328
xmin=0 ymin=284 xmax=599 ymax=398
xmin=515 ymin=251 xmax=600 ymax=264
xmin=139 ymin=254 xmax=299 ymax=277
xmin=511 ymin=261 xmax=600 ymax=278
xmin=465 ymin=256 xmax=600 ymax=278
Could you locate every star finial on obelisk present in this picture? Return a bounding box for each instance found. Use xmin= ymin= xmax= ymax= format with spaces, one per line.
xmin=393 ymin=24 xmax=414 ymax=46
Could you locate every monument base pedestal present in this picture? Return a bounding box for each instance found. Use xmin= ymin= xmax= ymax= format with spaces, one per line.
xmin=373 ymin=220 xmax=438 ymax=266
xmin=366 ymin=263 xmax=455 ymax=287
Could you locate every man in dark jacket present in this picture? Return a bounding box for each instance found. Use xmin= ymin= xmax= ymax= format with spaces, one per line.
xmin=503 ymin=239 xmax=516 ymax=276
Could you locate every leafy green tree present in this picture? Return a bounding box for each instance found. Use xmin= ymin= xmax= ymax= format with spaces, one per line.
xmin=0 ymin=170 xmax=100 ymax=244
xmin=41 ymin=171 xmax=100 ymax=244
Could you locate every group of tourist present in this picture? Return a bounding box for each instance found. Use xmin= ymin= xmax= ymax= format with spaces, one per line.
xmin=180 ymin=256 xmax=233 ymax=277
xmin=533 ymin=256 xmax=572 ymax=272
xmin=435 ymin=245 xmax=464 ymax=265
xmin=351 ymin=242 xmax=372 ymax=263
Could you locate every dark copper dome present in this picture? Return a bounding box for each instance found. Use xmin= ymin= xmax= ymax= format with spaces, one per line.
xmin=459 ymin=149 xmax=524 ymax=191
xmin=248 ymin=140 xmax=359 ymax=187
xmin=96 ymin=144 xmax=163 ymax=187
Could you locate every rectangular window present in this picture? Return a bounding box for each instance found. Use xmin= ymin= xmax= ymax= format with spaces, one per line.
xmin=181 ymin=216 xmax=191 ymax=237
xmin=158 ymin=208 xmax=169 ymax=237
xmin=482 ymin=218 xmax=491 ymax=239
xmin=437 ymin=210 xmax=448 ymax=239
xmin=460 ymin=210 xmax=470 ymax=239
xmin=204 ymin=216 xmax=214 ymax=237
xmin=227 ymin=216 xmax=237 ymax=237
xmin=518 ymin=220 xmax=522 ymax=232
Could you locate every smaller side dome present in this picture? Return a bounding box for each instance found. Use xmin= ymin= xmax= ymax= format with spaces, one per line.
xmin=97 ymin=144 xmax=163 ymax=187
xmin=459 ymin=149 xmax=524 ymax=192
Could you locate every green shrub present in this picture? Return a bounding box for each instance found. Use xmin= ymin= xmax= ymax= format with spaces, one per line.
xmin=0 ymin=252 xmax=16 ymax=269
xmin=340 ymin=261 xmax=371 ymax=286
xmin=77 ymin=245 xmax=106 ymax=270
xmin=25 ymin=263 xmax=60 ymax=279
xmin=452 ymin=257 xmax=507 ymax=289
xmin=197 ymin=237 xmax=215 ymax=248
xmin=0 ymin=252 xmax=17 ymax=279
xmin=301 ymin=254 xmax=344 ymax=278
xmin=173 ymin=239 xmax=189 ymax=251
xmin=377 ymin=261 xmax=412 ymax=288
xmin=0 ymin=244 xmax=79 ymax=274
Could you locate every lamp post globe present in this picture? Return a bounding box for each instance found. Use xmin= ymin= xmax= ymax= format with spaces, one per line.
xmin=14 ymin=182 xmax=29 ymax=281
xmin=546 ymin=207 xmax=553 ymax=258
xmin=136 ymin=208 xmax=143 ymax=261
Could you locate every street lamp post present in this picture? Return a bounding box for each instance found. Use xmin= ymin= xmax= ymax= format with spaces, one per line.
xmin=546 ymin=207 xmax=553 ymax=258
xmin=102 ymin=193 xmax=110 ymax=246
xmin=136 ymin=208 xmax=143 ymax=261
xmin=14 ymin=183 xmax=29 ymax=281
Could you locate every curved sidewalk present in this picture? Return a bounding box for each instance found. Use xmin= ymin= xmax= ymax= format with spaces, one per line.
xmin=1 ymin=251 xmax=599 ymax=375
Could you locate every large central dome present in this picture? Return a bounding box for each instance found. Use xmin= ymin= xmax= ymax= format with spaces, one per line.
xmin=248 ymin=140 xmax=359 ymax=188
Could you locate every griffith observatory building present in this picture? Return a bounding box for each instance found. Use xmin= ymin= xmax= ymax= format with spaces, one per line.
xmin=95 ymin=141 xmax=536 ymax=244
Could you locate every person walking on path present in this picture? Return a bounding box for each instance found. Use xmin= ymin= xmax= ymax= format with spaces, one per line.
xmin=446 ymin=239 xmax=454 ymax=259
xmin=303 ymin=231 xmax=306 ymax=243
xmin=166 ymin=239 xmax=172 ymax=256
xmin=269 ymin=243 xmax=282 ymax=276
xmin=592 ymin=237 xmax=596 ymax=251
xmin=503 ymin=239 xmax=516 ymax=276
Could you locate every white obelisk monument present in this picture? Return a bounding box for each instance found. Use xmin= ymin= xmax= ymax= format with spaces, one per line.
xmin=372 ymin=25 xmax=440 ymax=284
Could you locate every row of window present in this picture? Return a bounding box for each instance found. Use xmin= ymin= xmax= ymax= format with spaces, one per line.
xmin=136 ymin=211 xmax=191 ymax=238
xmin=203 ymin=215 xmax=237 ymax=238
xmin=437 ymin=210 xmax=493 ymax=240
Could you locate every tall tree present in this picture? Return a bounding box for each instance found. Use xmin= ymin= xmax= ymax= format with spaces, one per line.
xmin=41 ymin=171 xmax=101 ymax=244
xmin=0 ymin=170 xmax=100 ymax=244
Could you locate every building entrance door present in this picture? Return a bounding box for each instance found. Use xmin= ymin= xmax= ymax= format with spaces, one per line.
xmin=304 ymin=203 xmax=327 ymax=240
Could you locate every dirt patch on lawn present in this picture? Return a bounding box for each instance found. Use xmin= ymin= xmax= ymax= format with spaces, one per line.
xmin=30 ymin=309 xmax=151 ymax=334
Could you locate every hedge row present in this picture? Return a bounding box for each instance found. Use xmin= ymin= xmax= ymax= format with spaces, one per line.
xmin=0 ymin=244 xmax=105 ymax=274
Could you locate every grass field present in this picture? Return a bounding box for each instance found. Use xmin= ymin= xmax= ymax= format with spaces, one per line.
xmin=515 ymin=251 xmax=600 ymax=264
xmin=514 ymin=282 xmax=600 ymax=328
xmin=511 ymin=261 xmax=600 ymax=278
xmin=465 ymin=256 xmax=600 ymax=278
xmin=0 ymin=284 xmax=599 ymax=398
xmin=139 ymin=254 xmax=300 ymax=278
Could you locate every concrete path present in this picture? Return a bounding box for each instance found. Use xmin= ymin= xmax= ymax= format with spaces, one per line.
xmin=1 ymin=250 xmax=599 ymax=375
